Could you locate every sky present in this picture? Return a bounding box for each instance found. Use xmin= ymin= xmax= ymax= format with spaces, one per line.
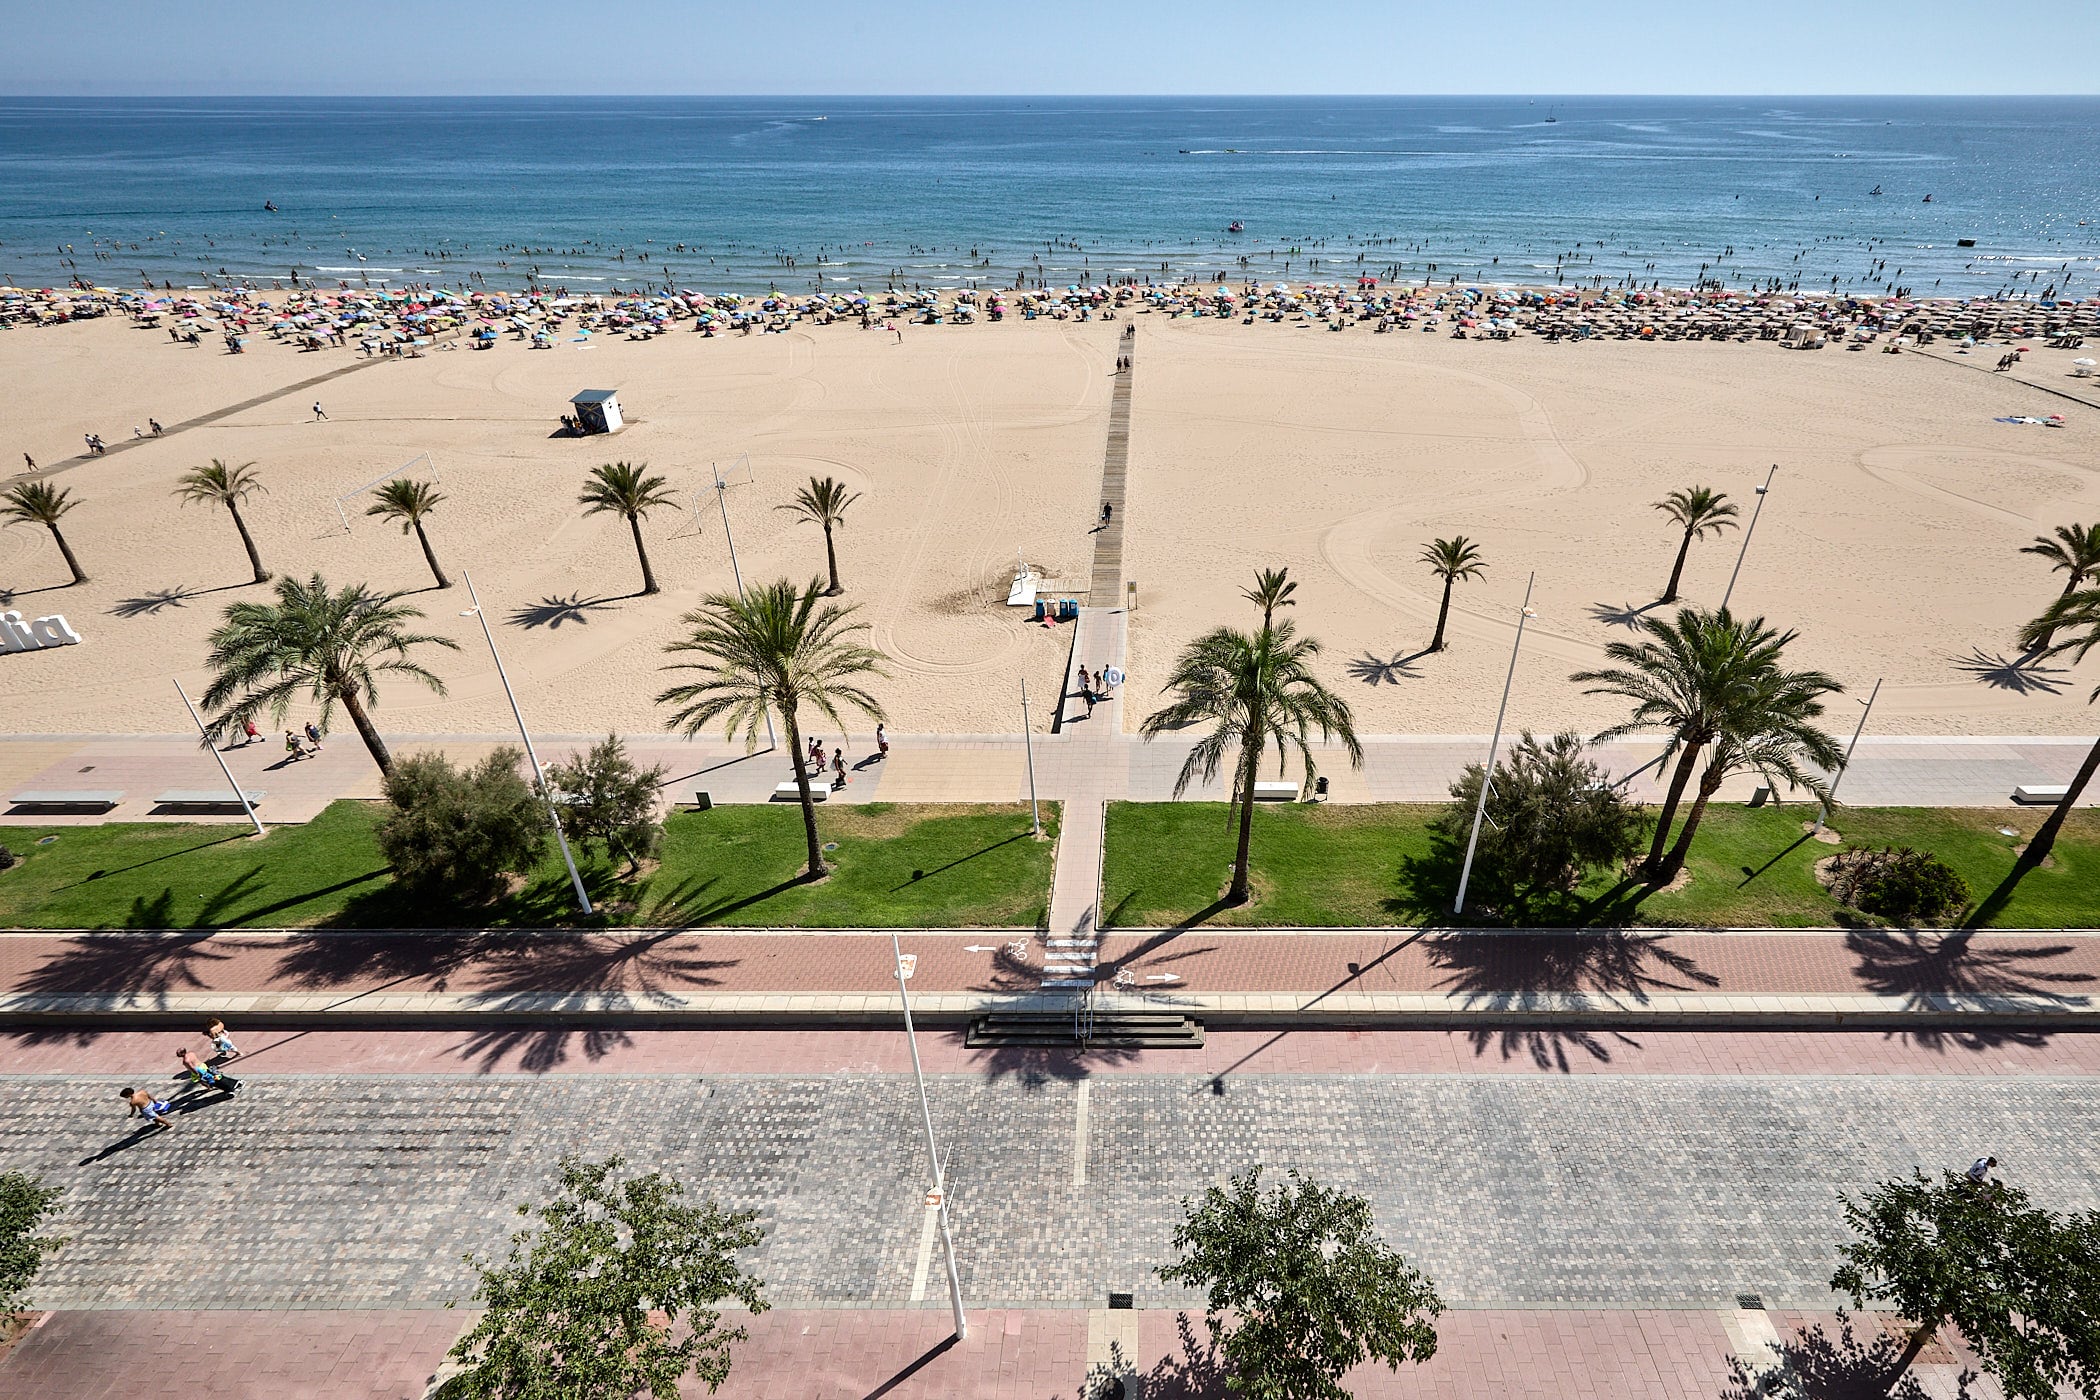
xmin=1 ymin=0 xmax=2094 ymax=96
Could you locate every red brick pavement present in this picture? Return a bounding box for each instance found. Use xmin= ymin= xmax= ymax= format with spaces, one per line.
xmin=0 ymin=1307 xmax=2007 ymax=1400
xmin=4 ymin=927 xmax=2097 ymax=1001
xmin=9 ymin=1026 xmax=2100 ymax=1080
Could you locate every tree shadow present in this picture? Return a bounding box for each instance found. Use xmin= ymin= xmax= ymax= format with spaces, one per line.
xmin=0 ymin=583 xmax=74 ymax=606
xmin=887 ymin=831 xmax=1033 ymax=892
xmin=1947 ymin=646 xmax=2068 ymax=695
xmin=1141 ymin=1312 xmax=1232 ymax=1400
xmin=506 ymin=592 xmax=624 ymax=629
xmin=1345 ymin=649 xmax=1427 ymax=686
xmin=1589 ymin=599 xmax=1665 ymax=629
xmin=1848 ymin=928 xmax=2092 ymax=1050
xmin=967 ymin=1039 xmax=1141 ymax=1090
xmin=1718 ymin=1313 xmax=1973 ymax=1400
xmin=16 ymin=930 xmax=232 ymax=999
xmin=106 ymin=581 xmax=249 ymax=618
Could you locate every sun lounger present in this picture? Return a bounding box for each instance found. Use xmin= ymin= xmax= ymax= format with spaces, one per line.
xmin=9 ymin=790 xmax=124 ymax=812
xmin=2013 ymin=784 xmax=2071 ymax=805
xmin=152 ymin=789 xmax=265 ymax=811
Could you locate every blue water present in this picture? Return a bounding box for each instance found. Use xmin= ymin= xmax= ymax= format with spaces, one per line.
xmin=2 ymin=96 xmax=2096 ymax=296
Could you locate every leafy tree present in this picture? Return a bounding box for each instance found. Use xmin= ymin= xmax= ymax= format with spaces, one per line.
xmin=657 ymin=578 xmax=887 ymax=881
xmin=441 ymin=1155 xmax=767 ymax=1400
xmin=1 ymin=480 xmax=87 ymax=585
xmin=0 ymin=1171 xmax=64 ymax=1313
xmin=580 ymin=461 xmax=678 ymax=596
xmin=1241 ymin=566 xmax=1297 ymax=632
xmin=2022 ymin=522 xmax=2100 ymax=606
xmin=1419 ymin=536 xmax=1486 ymax=653
xmin=176 ymin=458 xmax=269 ymax=585
xmin=1831 ymin=1168 xmax=2100 ymax=1400
xmin=203 ymin=575 xmax=459 ymax=775
xmin=1652 ymin=486 xmax=1739 ymax=604
xmin=1140 ymin=621 xmax=1361 ymax=907
xmin=1574 ymin=607 xmax=1837 ymax=882
xmin=375 ymin=747 xmax=547 ymax=906
xmin=2012 ymin=590 xmax=2100 ymax=873
xmin=365 ymin=478 xmax=452 ymax=590
xmin=775 ymin=475 xmax=861 ymax=596
xmin=546 ymin=735 xmax=667 ymax=875
xmin=1157 ymin=1166 xmax=1442 ymax=1400
xmin=1435 ymin=730 xmax=1649 ymax=913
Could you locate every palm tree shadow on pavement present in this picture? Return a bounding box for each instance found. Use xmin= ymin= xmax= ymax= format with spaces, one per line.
xmin=17 ymin=929 xmax=232 ymax=999
xmin=1718 ymin=1312 xmax=1971 ymax=1400
xmin=1948 ymin=645 xmax=2068 ymax=695
xmin=1848 ymin=928 xmax=2092 ymax=1050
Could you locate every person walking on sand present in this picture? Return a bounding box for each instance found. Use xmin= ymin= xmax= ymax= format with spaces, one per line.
xmin=178 ymin=1046 xmax=240 ymax=1095
xmin=120 ymin=1087 xmax=177 ymax=1131
xmin=22 ymin=453 xmax=35 ymax=473
xmin=205 ymin=1019 xmax=241 ymax=1061
xmin=312 ymin=401 xmax=328 ymax=421
xmin=149 ymin=418 xmax=164 ymax=437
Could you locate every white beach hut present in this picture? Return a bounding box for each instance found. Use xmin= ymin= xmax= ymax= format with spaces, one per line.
xmin=569 ymin=388 xmax=624 ymax=435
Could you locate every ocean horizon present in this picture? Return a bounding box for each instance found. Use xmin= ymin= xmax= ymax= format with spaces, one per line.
xmin=3 ymin=94 xmax=2096 ymax=296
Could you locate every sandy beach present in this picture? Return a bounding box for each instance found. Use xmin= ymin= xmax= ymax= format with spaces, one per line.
xmin=2 ymin=307 xmax=2097 ymax=743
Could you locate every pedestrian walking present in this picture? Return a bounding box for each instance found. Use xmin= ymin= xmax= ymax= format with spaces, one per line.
xmin=284 ymin=730 xmax=307 ymax=761
xmin=242 ymin=719 xmax=261 ymax=746
xmin=149 ymin=418 xmax=164 ymax=437
xmin=832 ymin=747 xmax=848 ymax=788
xmin=1967 ymin=1155 xmax=1999 ymax=1187
xmin=312 ymin=401 xmax=328 ymax=421
xmin=205 ymin=1019 xmax=241 ymax=1061
xmin=1100 ymin=501 xmax=1113 ymax=524
xmin=303 ymin=721 xmax=323 ymax=750
xmin=807 ymin=736 xmax=825 ymax=774
xmin=1082 ymin=669 xmax=1096 ymax=717
xmin=119 ymin=1087 xmax=177 ymax=1131
xmin=876 ymin=723 xmax=889 ymax=761
xmin=178 ymin=1046 xmax=240 ymax=1095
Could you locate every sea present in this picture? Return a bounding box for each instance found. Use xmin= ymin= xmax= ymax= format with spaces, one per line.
xmin=1 ymin=95 xmax=2096 ymax=298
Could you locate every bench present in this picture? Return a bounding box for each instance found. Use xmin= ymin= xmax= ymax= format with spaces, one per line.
xmin=9 ymin=790 xmax=124 ymax=812
xmin=773 ymin=781 xmax=828 ymax=803
xmin=152 ymin=789 xmax=265 ymax=811
xmin=2013 ymin=785 xmax=2071 ymax=805
xmin=1251 ymin=780 xmax=1301 ymax=802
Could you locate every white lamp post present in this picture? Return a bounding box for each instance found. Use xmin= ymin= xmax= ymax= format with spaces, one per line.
xmin=1721 ymin=464 xmax=1777 ymax=612
xmin=1454 ymin=573 xmax=1536 ymax=916
xmin=172 ymin=679 xmax=265 ymax=838
xmin=1020 ymin=679 xmax=1042 ymax=838
xmin=889 ymin=927 xmax=969 ymax=1339
xmin=461 ymin=571 xmax=593 ymax=916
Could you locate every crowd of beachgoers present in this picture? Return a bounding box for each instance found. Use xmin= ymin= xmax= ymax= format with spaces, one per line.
xmin=3 ymin=277 xmax=2095 ymax=361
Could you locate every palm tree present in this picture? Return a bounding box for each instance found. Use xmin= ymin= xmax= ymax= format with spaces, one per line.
xmin=1241 ymin=566 xmax=1297 ymax=632
xmin=2020 ymin=523 xmax=2100 ymax=646
xmin=1652 ymin=486 xmax=1739 ymax=604
xmin=1575 ymin=607 xmax=1835 ymax=880
xmin=1648 ymin=669 xmax=1844 ymax=882
xmin=364 ymin=478 xmax=451 ymax=590
xmin=776 ymin=476 xmax=861 ymax=596
xmin=201 ymin=575 xmax=460 ymax=774
xmin=1 ymin=481 xmax=86 ymax=585
xmin=2012 ymin=589 xmax=2100 ymax=870
xmin=1139 ymin=620 xmax=1362 ymax=906
xmin=176 ymin=459 xmax=269 ymax=585
xmin=1420 ymin=537 xmax=1487 ymax=652
xmin=580 ymin=461 xmax=678 ymax=596
xmin=657 ymin=577 xmax=888 ymax=880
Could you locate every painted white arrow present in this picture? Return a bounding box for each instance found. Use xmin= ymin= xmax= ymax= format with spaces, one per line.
xmin=1145 ymin=973 xmax=1182 ymax=983
xmin=963 ymin=945 xmax=998 ymax=953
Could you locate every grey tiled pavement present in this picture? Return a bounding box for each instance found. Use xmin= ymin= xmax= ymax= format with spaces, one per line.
xmin=12 ymin=1071 xmax=2100 ymax=1313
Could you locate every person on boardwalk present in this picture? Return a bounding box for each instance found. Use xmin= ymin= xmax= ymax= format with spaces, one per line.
xmin=303 ymin=720 xmax=323 ymax=751
xmin=178 ymin=1046 xmax=240 ymax=1095
xmin=120 ymin=1087 xmax=177 ymax=1131
xmin=205 ymin=1019 xmax=241 ymax=1061
xmin=832 ymin=746 xmax=848 ymax=789
xmin=876 ymin=723 xmax=889 ymax=761
xmin=242 ymin=719 xmax=261 ymax=746
xmin=284 ymin=730 xmax=308 ymax=761
xmin=312 ymin=400 xmax=328 ymax=421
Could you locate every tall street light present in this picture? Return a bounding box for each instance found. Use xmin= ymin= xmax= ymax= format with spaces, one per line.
xmin=461 ymin=571 xmax=594 ymax=917
xmin=1454 ymin=573 xmax=1536 ymax=916
xmin=172 ymin=678 xmax=265 ymax=838
xmin=889 ymin=927 xmax=969 ymax=1339
xmin=1020 ymin=678 xmax=1042 ymax=838
xmin=1721 ymin=464 xmax=1778 ymax=612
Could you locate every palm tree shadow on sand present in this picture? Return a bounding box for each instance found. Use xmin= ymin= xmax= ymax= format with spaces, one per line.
xmin=1346 ymin=649 xmax=1428 ymax=686
xmin=507 ymin=592 xmax=626 ymax=629
xmin=1948 ymin=645 xmax=2068 ymax=695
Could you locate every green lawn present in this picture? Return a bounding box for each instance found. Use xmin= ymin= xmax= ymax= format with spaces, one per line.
xmin=1101 ymin=801 xmax=2100 ymax=929
xmin=0 ymin=801 xmax=1058 ymax=930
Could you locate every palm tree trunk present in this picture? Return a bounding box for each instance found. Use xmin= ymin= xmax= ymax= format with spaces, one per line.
xmin=2019 ymin=731 xmax=2100 ymax=871
xmin=47 ymin=524 xmax=85 ymax=585
xmin=1885 ymin=1321 xmax=1938 ymax=1393
xmin=1662 ymin=528 xmax=1694 ymax=603
xmin=821 ymin=522 xmax=842 ymax=595
xmin=412 ymin=520 xmax=451 ymax=589
xmin=1643 ymin=737 xmax=1705 ymax=876
xmin=780 ymin=706 xmax=825 ymax=880
xmin=1656 ymin=762 xmax=1727 ymax=882
xmin=226 ymin=502 xmax=267 ymax=584
xmin=1227 ymin=725 xmax=1264 ymax=904
xmin=1430 ymin=577 xmax=1454 ymax=651
xmin=628 ymin=515 xmax=659 ymax=595
xmin=337 ymin=686 xmax=393 ymax=775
